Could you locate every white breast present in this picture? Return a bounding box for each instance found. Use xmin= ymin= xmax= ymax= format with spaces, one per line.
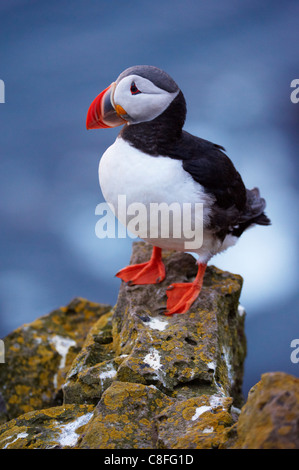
xmin=98 ymin=137 xmax=231 ymax=260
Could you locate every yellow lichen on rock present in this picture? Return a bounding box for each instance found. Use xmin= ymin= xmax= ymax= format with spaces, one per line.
xmin=230 ymin=372 xmax=299 ymax=449
xmin=78 ymin=381 xmax=173 ymax=449
xmin=0 ymin=243 xmax=252 ymax=449
xmin=0 ymin=298 xmax=111 ymax=424
xmin=157 ymin=394 xmax=233 ymax=449
xmin=0 ymin=243 xmax=298 ymax=449
xmin=0 ymin=404 xmax=95 ymax=449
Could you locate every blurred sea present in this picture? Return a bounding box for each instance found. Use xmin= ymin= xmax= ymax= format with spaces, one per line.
xmin=0 ymin=0 xmax=298 ymax=394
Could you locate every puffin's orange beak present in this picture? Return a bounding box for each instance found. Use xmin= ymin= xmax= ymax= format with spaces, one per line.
xmin=86 ymin=82 xmax=126 ymax=130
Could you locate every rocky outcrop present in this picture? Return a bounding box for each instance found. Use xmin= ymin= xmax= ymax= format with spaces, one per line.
xmin=227 ymin=372 xmax=299 ymax=449
xmin=0 ymin=298 xmax=110 ymax=424
xmin=62 ymin=243 xmax=246 ymax=412
xmin=0 ymin=405 xmax=94 ymax=449
xmin=0 ymin=242 xmax=298 ymax=449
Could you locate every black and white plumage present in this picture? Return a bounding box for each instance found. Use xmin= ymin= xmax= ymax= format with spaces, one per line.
xmin=86 ymin=65 xmax=270 ymax=315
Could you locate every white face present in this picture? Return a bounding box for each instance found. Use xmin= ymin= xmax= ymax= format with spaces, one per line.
xmin=112 ymin=74 xmax=179 ymax=124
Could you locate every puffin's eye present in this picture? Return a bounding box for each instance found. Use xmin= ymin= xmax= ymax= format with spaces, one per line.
xmin=130 ymin=82 xmax=141 ymax=95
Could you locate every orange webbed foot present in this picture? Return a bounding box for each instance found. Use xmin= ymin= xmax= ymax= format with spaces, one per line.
xmin=116 ymin=246 xmax=165 ymax=285
xmin=165 ymin=263 xmax=207 ymax=315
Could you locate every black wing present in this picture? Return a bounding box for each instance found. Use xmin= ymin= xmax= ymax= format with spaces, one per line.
xmin=167 ymin=131 xmax=270 ymax=237
xmin=166 ymin=131 xmax=246 ymax=234
xmin=180 ymin=132 xmax=246 ymax=210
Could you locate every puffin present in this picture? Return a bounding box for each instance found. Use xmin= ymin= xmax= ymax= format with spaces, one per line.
xmin=86 ymin=65 xmax=270 ymax=315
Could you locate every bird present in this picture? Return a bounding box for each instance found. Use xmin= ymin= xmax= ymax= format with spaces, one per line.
xmin=86 ymin=65 xmax=270 ymax=315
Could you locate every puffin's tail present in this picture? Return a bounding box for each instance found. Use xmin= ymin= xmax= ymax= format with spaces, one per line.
xmin=245 ymin=187 xmax=271 ymax=224
xmin=232 ymin=187 xmax=271 ymax=236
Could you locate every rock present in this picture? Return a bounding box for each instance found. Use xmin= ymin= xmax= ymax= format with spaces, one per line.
xmin=112 ymin=242 xmax=246 ymax=405
xmin=0 ymin=404 xmax=94 ymax=449
xmin=0 ymin=241 xmax=253 ymax=449
xmin=0 ymin=298 xmax=111 ymax=424
xmin=63 ymin=310 xmax=116 ymax=405
xmin=77 ymin=381 xmax=173 ymax=449
xmin=1 ymin=242 xmax=298 ymax=449
xmin=156 ymin=394 xmax=234 ymax=449
xmin=229 ymin=372 xmax=299 ymax=449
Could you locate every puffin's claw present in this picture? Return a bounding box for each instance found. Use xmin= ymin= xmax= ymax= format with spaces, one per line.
xmin=116 ymin=246 xmax=165 ymax=285
xmin=165 ymin=282 xmax=201 ymax=315
xmin=165 ymin=262 xmax=207 ymax=315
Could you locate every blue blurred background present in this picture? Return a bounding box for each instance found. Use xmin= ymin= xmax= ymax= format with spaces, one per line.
xmin=0 ymin=0 xmax=298 ymax=395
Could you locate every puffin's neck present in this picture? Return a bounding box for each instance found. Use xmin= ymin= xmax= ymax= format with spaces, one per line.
xmin=119 ymin=91 xmax=186 ymax=157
